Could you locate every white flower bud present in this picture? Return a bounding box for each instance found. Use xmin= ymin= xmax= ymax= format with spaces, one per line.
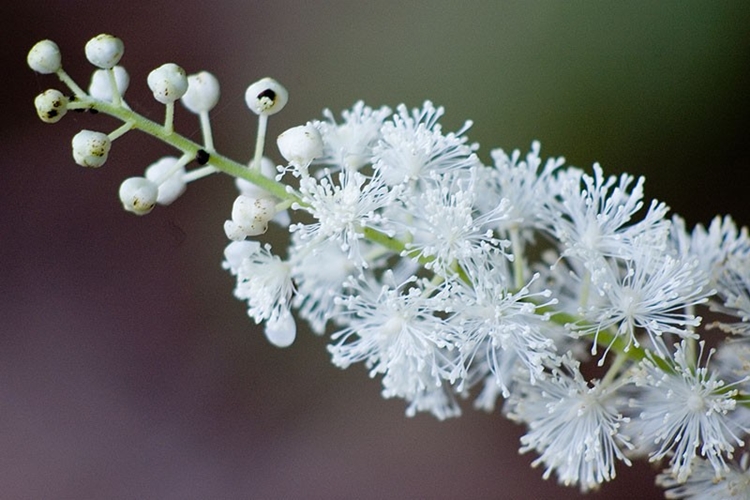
xmin=245 ymin=77 xmax=288 ymax=116
xmin=27 ymin=40 xmax=62 ymax=74
xmin=223 ymin=220 xmax=247 ymax=241
xmin=235 ymin=156 xmax=277 ymax=197
xmin=231 ymin=195 xmax=276 ymax=236
xmin=277 ymin=124 xmax=324 ymax=166
xmin=147 ymin=63 xmax=188 ymax=104
xmin=84 ymin=34 xmax=124 ymax=69
xmin=264 ymin=310 xmax=296 ymax=348
xmin=71 ymin=130 xmax=111 ymax=168
xmin=145 ymin=156 xmax=186 ymax=205
xmin=181 ymin=71 xmax=220 ymax=114
xmin=34 ymin=89 xmax=68 ymax=123
xmin=89 ymin=66 xmax=130 ymax=102
xmin=119 ymin=177 xmax=158 ymax=215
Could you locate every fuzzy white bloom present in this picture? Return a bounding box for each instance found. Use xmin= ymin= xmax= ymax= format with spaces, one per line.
xmin=34 ymin=89 xmax=68 ymax=123
xmin=147 ymin=63 xmax=188 ymax=104
xmin=453 ymin=267 xmax=558 ymax=400
xmin=372 ymin=101 xmax=481 ymax=187
xmin=329 ymin=272 xmax=463 ymax=419
xmin=482 ymin=141 xmax=566 ymax=235
xmin=71 ymin=130 xmax=111 ymax=168
xmin=398 ymin=171 xmax=511 ymax=274
xmin=88 ymin=66 xmax=129 ymax=102
xmin=119 ymin=177 xmax=158 ymax=215
xmin=547 ymin=164 xmax=670 ymax=266
xmin=289 ymin=237 xmax=356 ymax=334
xmin=629 ymin=341 xmax=747 ymax=483
xmin=291 ymin=167 xmax=395 ymax=268
xmin=314 ymin=101 xmax=392 ymax=170
xmin=245 ymin=77 xmax=288 ymax=116
xmin=572 ymin=244 xmax=711 ymax=359
xmin=84 ymin=34 xmax=124 ymax=69
xmin=181 ymin=71 xmax=220 ymax=114
xmin=506 ymin=356 xmax=633 ymax=492
xmin=223 ymin=241 xmax=295 ymax=347
xmin=657 ymin=453 xmax=750 ymax=499
xmin=27 ymin=40 xmax=61 ymax=74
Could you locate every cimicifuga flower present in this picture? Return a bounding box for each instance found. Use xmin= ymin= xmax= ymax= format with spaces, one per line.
xmin=27 ymin=33 xmax=750 ymax=494
xmin=656 ymin=453 xmax=750 ymax=499
xmin=630 ymin=341 xmax=748 ymax=483
xmin=506 ymin=355 xmax=633 ymax=492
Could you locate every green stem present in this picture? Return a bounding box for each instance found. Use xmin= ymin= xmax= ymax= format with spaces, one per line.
xmin=83 ymin=96 xmax=296 ymax=203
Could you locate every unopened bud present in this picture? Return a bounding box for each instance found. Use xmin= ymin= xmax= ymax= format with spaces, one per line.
xmin=277 ymin=124 xmax=323 ymax=166
xmin=71 ymin=130 xmax=111 ymax=168
xmin=89 ymin=66 xmax=130 ymax=102
xmin=119 ymin=177 xmax=158 ymax=215
xmin=147 ymin=63 xmax=188 ymax=104
xmin=181 ymin=71 xmax=220 ymax=114
xmin=34 ymin=89 xmax=68 ymax=123
xmin=85 ymin=34 xmax=124 ymax=69
xmin=27 ymin=40 xmax=62 ymax=74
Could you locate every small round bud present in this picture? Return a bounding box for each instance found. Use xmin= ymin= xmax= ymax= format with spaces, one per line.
xmin=231 ymin=195 xmax=276 ymax=236
xmin=181 ymin=71 xmax=220 ymax=113
xmin=71 ymin=130 xmax=111 ymax=168
xmin=27 ymin=40 xmax=62 ymax=74
xmin=34 ymin=89 xmax=68 ymax=123
xmin=119 ymin=177 xmax=158 ymax=215
xmin=264 ymin=310 xmax=296 ymax=348
xmin=145 ymin=156 xmax=186 ymax=205
xmin=147 ymin=63 xmax=188 ymax=104
xmin=84 ymin=34 xmax=124 ymax=69
xmin=245 ymin=77 xmax=288 ymax=116
xmin=236 ymin=156 xmax=277 ymax=197
xmin=223 ymin=220 xmax=247 ymax=241
xmin=277 ymin=124 xmax=324 ymax=166
xmin=89 ymin=66 xmax=130 ymax=102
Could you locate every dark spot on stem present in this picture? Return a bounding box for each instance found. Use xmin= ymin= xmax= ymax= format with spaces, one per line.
xmin=196 ymin=149 xmax=210 ymax=165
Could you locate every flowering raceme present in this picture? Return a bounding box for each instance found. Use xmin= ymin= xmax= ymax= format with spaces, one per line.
xmin=28 ymin=35 xmax=750 ymax=497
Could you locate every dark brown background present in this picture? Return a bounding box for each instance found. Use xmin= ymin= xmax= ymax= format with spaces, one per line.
xmin=3 ymin=1 xmax=750 ymax=498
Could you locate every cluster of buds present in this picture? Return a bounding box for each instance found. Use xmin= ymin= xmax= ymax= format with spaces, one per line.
xmin=27 ymin=34 xmax=296 ymax=223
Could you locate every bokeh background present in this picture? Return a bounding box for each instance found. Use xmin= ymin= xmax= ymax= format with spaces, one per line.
xmin=3 ymin=1 xmax=750 ymax=498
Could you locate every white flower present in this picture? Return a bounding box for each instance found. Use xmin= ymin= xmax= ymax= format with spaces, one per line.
xmin=629 ymin=341 xmax=747 ymax=483
xmin=481 ymin=140 xmax=566 ymax=236
xmin=328 ymin=271 xmax=462 ymax=418
xmin=547 ymin=164 xmax=670 ymax=266
xmin=314 ymin=101 xmax=391 ymax=170
xmin=452 ymin=261 xmax=558 ymax=399
xmin=506 ymin=356 xmax=633 ymax=492
xmin=398 ymin=171 xmax=510 ymax=275
xmin=291 ymin=167 xmax=395 ymax=268
xmin=223 ymin=241 xmax=296 ymax=347
xmin=657 ymin=453 xmax=750 ymax=499
xmin=289 ymin=237 xmax=357 ymax=334
xmin=372 ymin=101 xmax=480 ymax=186
xmin=572 ymin=244 xmax=710 ymax=359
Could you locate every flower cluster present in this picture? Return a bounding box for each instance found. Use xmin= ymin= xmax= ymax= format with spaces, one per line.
xmin=29 ymin=35 xmax=750 ymax=496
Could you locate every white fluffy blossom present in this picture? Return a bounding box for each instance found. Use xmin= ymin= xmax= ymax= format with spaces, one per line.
xmin=629 ymin=341 xmax=747 ymax=483
xmin=506 ymin=356 xmax=633 ymax=492
xmin=223 ymin=241 xmax=295 ymax=347
xmin=657 ymin=453 xmax=750 ymax=499
xmin=328 ymin=271 xmax=462 ymax=419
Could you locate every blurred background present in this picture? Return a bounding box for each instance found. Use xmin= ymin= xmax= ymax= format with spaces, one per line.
xmin=3 ymin=1 xmax=750 ymax=498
